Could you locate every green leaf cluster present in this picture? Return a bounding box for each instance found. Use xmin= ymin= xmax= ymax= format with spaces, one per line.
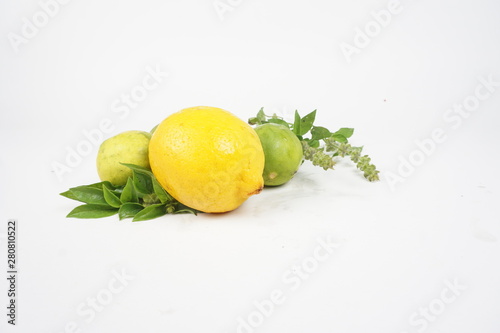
xmin=249 ymin=108 xmax=379 ymax=182
xmin=60 ymin=164 xmax=198 ymax=221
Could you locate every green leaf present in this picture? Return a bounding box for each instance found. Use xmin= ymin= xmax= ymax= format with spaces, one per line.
xmin=78 ymin=181 xmax=117 ymax=191
xmin=67 ymin=204 xmax=118 ymax=219
xmin=67 ymin=186 xmax=109 ymax=206
xmin=121 ymin=163 xmax=154 ymax=176
xmin=111 ymin=186 xmax=124 ymax=196
xmin=308 ymin=139 xmax=320 ymax=148
xmin=310 ymin=126 xmax=332 ymax=141
xmin=333 ymin=128 xmax=354 ymax=139
xmin=257 ymin=108 xmax=267 ymax=123
xmin=298 ymin=110 xmax=316 ymax=136
xmin=330 ymin=133 xmax=348 ymax=143
xmin=118 ymin=203 xmax=144 ymax=220
xmin=152 ymin=178 xmax=172 ymax=203
xmin=102 ymin=185 xmax=122 ymax=208
xmin=60 ymin=190 xmax=78 ymax=201
xmin=132 ymin=170 xmax=153 ymax=197
xmin=292 ymin=110 xmax=301 ymax=135
xmin=248 ymin=117 xmax=258 ymax=125
xmin=121 ymin=163 xmax=154 ymax=197
xmin=267 ymin=118 xmax=290 ymax=127
xmin=120 ymin=177 xmax=139 ymax=203
xmin=133 ymin=203 xmax=167 ymax=222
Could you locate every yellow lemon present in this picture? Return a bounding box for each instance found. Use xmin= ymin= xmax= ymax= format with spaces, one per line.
xmin=96 ymin=130 xmax=151 ymax=186
xmin=149 ymin=106 xmax=265 ymax=213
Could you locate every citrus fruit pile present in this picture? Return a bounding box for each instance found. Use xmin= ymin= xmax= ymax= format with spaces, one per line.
xmin=61 ymin=106 xmax=379 ymax=221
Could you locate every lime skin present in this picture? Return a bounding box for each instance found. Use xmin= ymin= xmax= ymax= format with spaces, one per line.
xmin=255 ymin=123 xmax=304 ymax=186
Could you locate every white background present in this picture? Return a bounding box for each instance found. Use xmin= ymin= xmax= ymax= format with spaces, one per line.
xmin=1 ymin=0 xmax=500 ymax=332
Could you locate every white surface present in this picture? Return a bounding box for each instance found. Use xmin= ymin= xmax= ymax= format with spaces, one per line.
xmin=1 ymin=0 xmax=500 ymax=332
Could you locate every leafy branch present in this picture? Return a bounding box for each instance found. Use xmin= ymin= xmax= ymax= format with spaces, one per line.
xmin=249 ymin=108 xmax=379 ymax=181
xmin=60 ymin=163 xmax=198 ymax=221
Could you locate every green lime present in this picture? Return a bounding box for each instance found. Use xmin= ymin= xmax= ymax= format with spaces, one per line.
xmin=255 ymin=123 xmax=303 ymax=186
xmin=96 ymin=130 xmax=151 ymax=186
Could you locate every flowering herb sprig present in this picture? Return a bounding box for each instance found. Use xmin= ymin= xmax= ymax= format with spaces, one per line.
xmin=249 ymin=108 xmax=379 ymax=182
